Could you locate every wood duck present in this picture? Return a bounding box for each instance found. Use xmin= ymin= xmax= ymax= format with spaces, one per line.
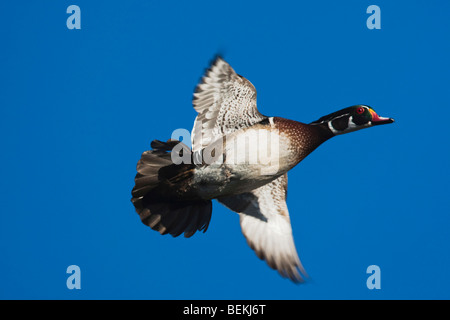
xmin=131 ymin=56 xmax=394 ymax=283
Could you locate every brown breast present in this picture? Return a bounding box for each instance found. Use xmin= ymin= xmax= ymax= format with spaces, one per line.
xmin=273 ymin=117 xmax=332 ymax=166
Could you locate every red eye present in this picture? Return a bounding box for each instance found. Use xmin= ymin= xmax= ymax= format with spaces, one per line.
xmin=356 ymin=107 xmax=365 ymax=114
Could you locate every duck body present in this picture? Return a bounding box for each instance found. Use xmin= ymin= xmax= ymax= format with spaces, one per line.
xmin=189 ymin=117 xmax=330 ymax=200
xmin=131 ymin=56 xmax=394 ymax=283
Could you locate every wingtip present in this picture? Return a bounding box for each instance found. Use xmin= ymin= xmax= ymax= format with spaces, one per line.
xmin=209 ymin=53 xmax=227 ymax=69
xmin=193 ymin=54 xmax=227 ymax=96
xmin=212 ymin=48 xmax=227 ymax=63
xmin=282 ymin=264 xmax=310 ymax=284
xmin=211 ymin=53 xmax=224 ymax=63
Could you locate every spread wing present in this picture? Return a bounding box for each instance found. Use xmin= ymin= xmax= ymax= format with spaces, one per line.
xmin=191 ymin=56 xmax=266 ymax=152
xmin=218 ymin=174 xmax=307 ymax=283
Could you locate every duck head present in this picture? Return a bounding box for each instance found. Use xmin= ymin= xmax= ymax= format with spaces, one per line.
xmin=310 ymin=105 xmax=394 ymax=136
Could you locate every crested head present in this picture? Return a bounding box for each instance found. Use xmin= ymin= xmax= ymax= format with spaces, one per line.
xmin=310 ymin=105 xmax=394 ymax=136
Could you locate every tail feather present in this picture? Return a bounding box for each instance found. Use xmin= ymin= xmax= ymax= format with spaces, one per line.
xmin=131 ymin=139 xmax=212 ymax=238
xmin=167 ymin=206 xmax=191 ymax=237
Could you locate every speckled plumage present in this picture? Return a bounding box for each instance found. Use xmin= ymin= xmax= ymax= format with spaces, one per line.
xmin=273 ymin=117 xmax=332 ymax=164
xmin=191 ymin=57 xmax=265 ymax=152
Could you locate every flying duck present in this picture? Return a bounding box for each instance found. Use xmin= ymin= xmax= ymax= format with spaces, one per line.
xmin=131 ymin=56 xmax=394 ymax=283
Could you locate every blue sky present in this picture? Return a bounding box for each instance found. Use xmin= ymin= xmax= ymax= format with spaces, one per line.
xmin=1 ymin=1 xmax=449 ymax=299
